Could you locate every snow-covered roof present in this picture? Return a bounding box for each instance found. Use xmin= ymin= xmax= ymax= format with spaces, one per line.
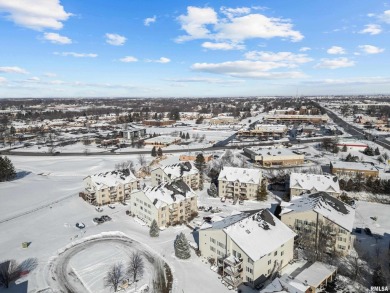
xmin=281 ymin=192 xmax=355 ymax=232
xmin=144 ymin=136 xmax=179 ymax=144
xmin=218 ymin=167 xmax=261 ymax=184
xmin=206 ymin=209 xmax=296 ymax=261
xmin=142 ymin=180 xmax=197 ymax=209
xmin=262 ymin=274 xmax=309 ymax=293
xmin=295 ymin=262 xmax=337 ymax=288
xmin=337 ymin=140 xmax=368 ymax=147
xmin=158 ymin=161 xmax=199 ymax=180
xmin=331 ymin=161 xmax=378 ymax=172
xmin=289 ymin=173 xmax=340 ymax=194
xmin=245 ymin=147 xmax=303 ymax=158
xmin=88 ymin=170 xmax=137 ymax=190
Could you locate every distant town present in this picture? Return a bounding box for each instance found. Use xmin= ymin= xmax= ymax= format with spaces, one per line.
xmin=0 ymin=96 xmax=389 ymax=292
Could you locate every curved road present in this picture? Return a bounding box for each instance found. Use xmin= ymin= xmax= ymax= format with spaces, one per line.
xmin=47 ymin=234 xmax=171 ymax=293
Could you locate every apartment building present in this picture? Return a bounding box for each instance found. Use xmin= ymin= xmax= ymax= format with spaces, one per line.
xmin=280 ymin=192 xmax=355 ymax=256
xmin=289 ymin=173 xmax=340 ymax=198
xmin=218 ymin=167 xmax=262 ymax=200
xmin=199 ymin=209 xmax=296 ymax=288
xmin=244 ymin=147 xmax=304 ymax=167
xmin=151 ymin=161 xmax=200 ymax=190
xmin=330 ymin=161 xmax=379 ymax=178
xmin=129 ymin=180 xmax=198 ymax=227
xmin=121 ymin=125 xmax=147 ymax=141
xmin=82 ymin=170 xmax=140 ymax=205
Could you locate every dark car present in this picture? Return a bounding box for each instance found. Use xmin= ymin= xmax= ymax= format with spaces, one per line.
xmin=364 ymin=227 xmax=372 ymax=236
xmin=101 ymin=215 xmax=112 ymax=221
xmin=355 ymin=227 xmax=362 ymax=234
xmin=93 ymin=217 xmax=104 ymax=224
xmin=76 ymin=222 xmax=85 ymax=229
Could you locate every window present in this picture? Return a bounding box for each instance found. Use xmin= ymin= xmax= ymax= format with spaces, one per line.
xmin=338 ymin=245 xmax=345 ymax=250
xmin=274 ymin=251 xmax=278 ymax=256
xmin=233 ymin=250 xmax=241 ymax=258
xmin=217 ymin=241 xmax=225 ymax=249
xmin=268 ymin=260 xmax=271 ymax=265
xmin=268 ymin=269 xmax=271 ymax=274
xmin=210 ymin=246 xmax=216 ymax=252
xmin=281 ymin=251 xmax=284 ymax=256
xmin=246 ymin=276 xmax=252 ymax=282
xmin=210 ymin=238 xmax=216 ymax=244
xmin=248 ymin=258 xmax=254 ymax=265
xmin=134 ymin=203 xmax=137 ymax=206
xmin=246 ymin=267 xmax=253 ymax=274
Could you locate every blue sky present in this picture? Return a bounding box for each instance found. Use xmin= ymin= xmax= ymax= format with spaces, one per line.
xmin=0 ymin=0 xmax=390 ymax=97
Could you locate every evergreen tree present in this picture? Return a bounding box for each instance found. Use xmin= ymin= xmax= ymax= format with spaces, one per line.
xmin=157 ymin=147 xmax=163 ymax=157
xmin=0 ymin=156 xmax=16 ymax=182
xmin=195 ymin=154 xmax=206 ymax=190
xmin=363 ymin=146 xmax=374 ymax=156
xmin=374 ymin=147 xmax=380 ymax=156
xmin=174 ymin=232 xmax=191 ymax=259
xmin=341 ymin=145 xmax=347 ymax=152
xmin=332 ymin=145 xmax=339 ymax=154
xmin=207 ymin=182 xmax=217 ymax=197
xmin=149 ymin=220 xmax=160 ymax=237
xmin=185 ymin=133 xmax=190 ymax=140
xmin=151 ymin=146 xmax=157 ymax=157
xmin=256 ymin=179 xmax=268 ymax=201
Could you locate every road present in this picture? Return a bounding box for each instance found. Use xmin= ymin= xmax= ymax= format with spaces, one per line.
xmin=47 ymin=234 xmax=171 ymax=293
xmin=313 ymin=101 xmax=390 ymax=151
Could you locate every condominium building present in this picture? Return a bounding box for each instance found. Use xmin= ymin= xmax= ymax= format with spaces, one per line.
xmin=81 ymin=170 xmax=140 ymax=205
xmin=199 ymin=209 xmax=296 ymax=288
xmin=289 ymin=173 xmax=340 ymax=197
xmin=130 ymin=180 xmax=198 ymax=227
xmin=218 ymin=167 xmax=262 ymax=200
xmin=244 ymin=147 xmax=305 ymax=167
xmin=151 ymin=161 xmax=200 ymax=190
xmin=280 ymin=192 xmax=355 ymax=255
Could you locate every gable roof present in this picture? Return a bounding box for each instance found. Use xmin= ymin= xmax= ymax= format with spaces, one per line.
xmin=290 ymin=173 xmax=340 ymax=194
xmin=159 ymin=161 xmax=199 ymax=180
xmin=206 ymin=209 xmax=296 ymax=261
xmin=281 ymin=192 xmax=355 ymax=232
xmin=88 ymin=170 xmax=137 ymax=190
xmin=142 ymin=180 xmax=197 ymax=209
xmin=218 ymin=166 xmax=262 ymax=184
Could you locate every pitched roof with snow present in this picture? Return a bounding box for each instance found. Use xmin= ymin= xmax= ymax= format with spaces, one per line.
xmin=289 ymin=173 xmax=340 ymax=194
xmin=88 ymin=170 xmax=137 ymax=190
xmin=295 ymin=262 xmax=337 ymax=288
xmin=142 ymin=180 xmax=197 ymax=209
xmin=218 ymin=166 xmax=262 ymax=184
xmin=280 ymin=192 xmax=355 ymax=232
xmin=159 ymin=161 xmax=199 ymax=180
xmin=331 ymin=161 xmax=378 ymax=172
xmin=204 ymin=209 xmax=296 ymax=261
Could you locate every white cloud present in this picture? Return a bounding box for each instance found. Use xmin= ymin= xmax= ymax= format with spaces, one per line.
xmin=119 ymin=56 xmax=138 ymax=63
xmin=201 ymin=41 xmax=244 ymax=50
xmin=220 ymin=6 xmax=251 ymax=19
xmin=315 ymin=57 xmax=355 ymax=69
xmin=299 ymin=47 xmax=311 ymax=52
xmin=43 ymin=32 xmax=72 ymax=44
xmin=244 ymin=51 xmax=313 ymax=64
xmin=191 ymin=60 xmax=306 ymax=79
xmin=43 ymin=72 xmax=57 ymax=77
xmin=327 ymin=46 xmax=346 ymax=55
xmin=144 ymin=16 xmax=156 ymax=26
xmin=166 ymin=77 xmax=243 ymax=84
xmin=146 ymin=57 xmax=171 ymax=63
xmin=378 ymin=10 xmax=390 ymax=23
xmin=0 ymin=77 xmax=7 ymax=83
xmin=0 ymin=0 xmax=71 ymax=30
xmin=359 ymin=24 xmax=382 ymax=35
xmin=54 ymin=52 xmax=97 ymax=58
xmin=105 ymin=33 xmax=126 ymax=46
xmin=176 ymin=6 xmax=218 ymax=42
xmin=176 ymin=6 xmax=303 ymax=43
xmin=308 ymin=76 xmax=390 ymax=86
xmin=0 ymin=66 xmax=28 ymax=74
xmin=358 ymin=45 xmax=385 ymax=54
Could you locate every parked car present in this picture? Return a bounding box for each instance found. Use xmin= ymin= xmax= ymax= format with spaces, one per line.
xmin=75 ymin=222 xmax=85 ymax=229
xmin=95 ymin=206 xmax=103 ymax=212
xmin=101 ymin=215 xmax=112 ymax=221
xmin=93 ymin=217 xmax=104 ymax=224
xmin=364 ymin=227 xmax=372 ymax=236
xmin=108 ymin=204 xmax=115 ymax=209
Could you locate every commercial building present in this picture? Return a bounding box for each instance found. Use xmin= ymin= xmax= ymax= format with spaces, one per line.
xmin=264 ymin=114 xmax=329 ymax=124
xmin=81 ymin=170 xmax=140 ymax=206
xmin=330 ymin=161 xmax=379 ymax=178
xmin=143 ymin=135 xmax=181 ymax=147
xmin=281 ymin=192 xmax=355 ymax=256
xmin=218 ymin=167 xmax=262 ymax=200
xmin=238 ymin=124 xmax=287 ymax=139
xmin=289 ymin=173 xmax=340 ymax=197
xmin=244 ymin=147 xmax=304 ymax=167
xmin=129 ymin=180 xmax=198 ymax=227
xmin=199 ymin=209 xmax=296 ymax=288
xmin=151 ymin=161 xmax=200 ymax=190
xmin=143 ymin=119 xmax=176 ymax=126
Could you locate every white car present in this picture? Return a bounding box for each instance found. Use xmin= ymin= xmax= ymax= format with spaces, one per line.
xmin=95 ymin=207 xmax=103 ymax=212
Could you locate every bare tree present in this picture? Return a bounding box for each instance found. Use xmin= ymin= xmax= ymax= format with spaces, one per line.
xmin=127 ymin=252 xmax=144 ymax=284
xmin=104 ymin=262 xmax=125 ymax=292
xmin=0 ymin=260 xmax=21 ymax=289
xmin=138 ymin=154 xmax=146 ymax=167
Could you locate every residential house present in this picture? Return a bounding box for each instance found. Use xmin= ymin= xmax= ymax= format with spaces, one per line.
xmin=151 ymin=161 xmax=200 ymax=190
xmin=218 ymin=167 xmax=262 ymax=200
xmin=289 ymin=173 xmax=340 ymax=197
xmin=82 ymin=170 xmax=140 ymax=205
xmin=199 ymin=209 xmax=296 ymax=288
xmin=280 ymin=192 xmax=355 ymax=255
xmin=130 ymin=180 xmax=198 ymax=227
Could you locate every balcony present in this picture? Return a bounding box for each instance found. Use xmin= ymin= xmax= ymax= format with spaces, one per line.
xmin=222 ymin=276 xmax=243 ymax=288
xmin=223 ymin=266 xmax=243 ymax=278
xmin=223 ymin=255 xmax=243 ymax=267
